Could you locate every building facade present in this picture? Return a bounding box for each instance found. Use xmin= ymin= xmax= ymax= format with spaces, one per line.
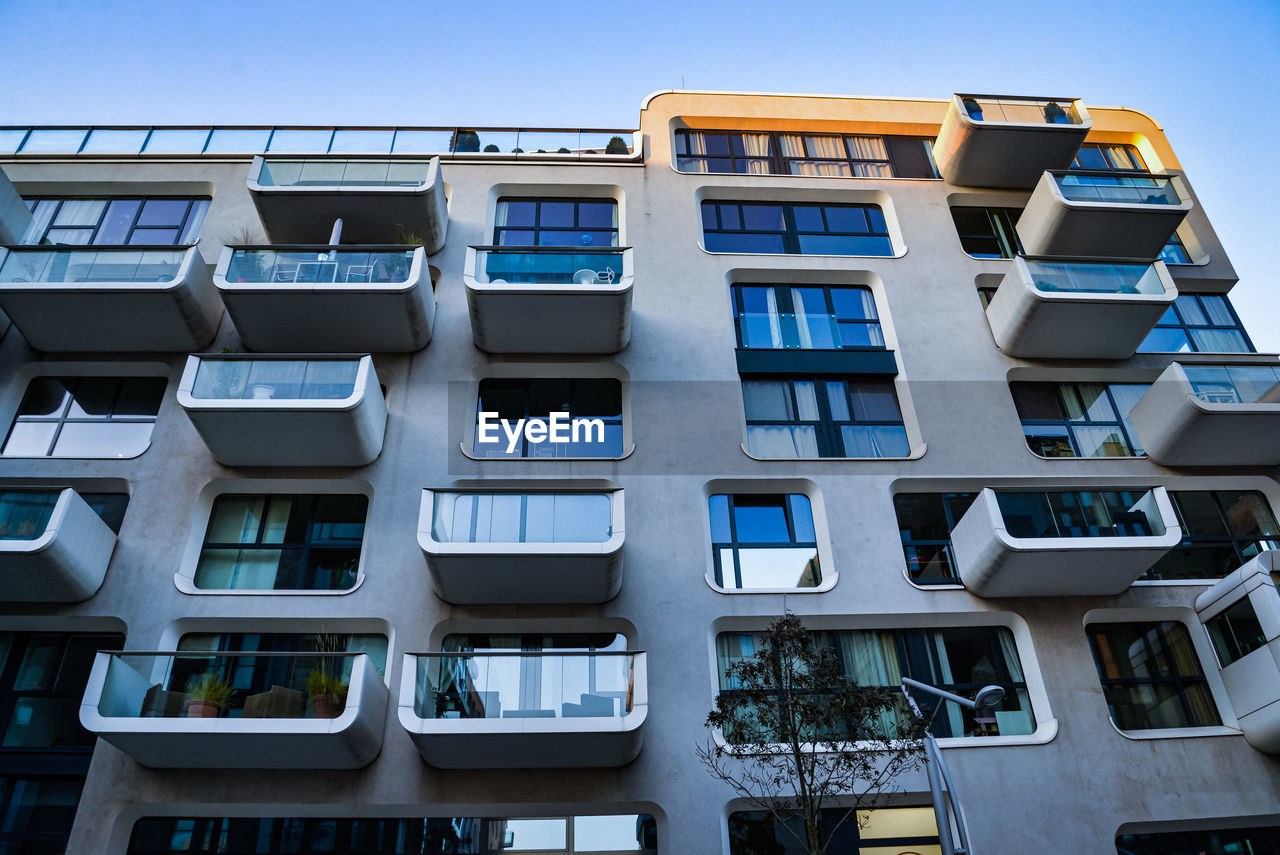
xmin=0 ymin=90 xmax=1276 ymax=854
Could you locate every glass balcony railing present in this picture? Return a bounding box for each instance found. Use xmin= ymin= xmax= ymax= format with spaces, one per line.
xmin=0 ymin=490 xmax=58 ymax=540
xmin=189 ymin=358 xmax=360 ymax=400
xmin=96 ymin=651 xmax=369 ymax=720
xmin=0 ymin=246 xmax=190 ymax=284
xmin=1022 ymin=259 xmax=1167 ymax=295
xmin=959 ymin=96 xmax=1082 ymax=125
xmin=223 ymin=246 xmax=417 ymax=285
xmin=1 ymin=126 xmax=636 ymax=157
xmin=257 ymin=160 xmax=432 ymax=187
xmin=993 ymin=489 xmax=1167 ymax=539
xmin=1053 ymin=171 xmax=1182 ymax=205
xmin=473 ymin=246 xmax=625 ymax=286
xmin=1184 ymin=364 xmax=1280 ymax=405
xmin=737 ymin=311 xmax=886 ymax=349
xmin=431 ymin=493 xmax=613 ymax=544
xmin=413 ymin=651 xmax=639 ymax=721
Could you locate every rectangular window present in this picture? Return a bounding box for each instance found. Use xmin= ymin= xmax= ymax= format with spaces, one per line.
xmin=894 ymin=492 xmax=978 ymax=585
xmin=730 ymin=806 xmax=939 ymax=855
xmin=431 ymin=492 xmax=613 ymax=543
xmin=493 ymin=197 xmax=618 ymax=248
xmin=709 ymin=493 xmax=820 ymax=589
xmin=193 ymin=494 xmax=368 ymax=591
xmin=732 ymin=284 xmax=884 ymax=350
xmin=742 ymin=378 xmax=908 ymax=458
xmin=950 ymin=206 xmax=1024 ymax=259
xmin=0 ymin=630 xmax=124 ymax=853
xmin=2 ymin=377 xmax=165 ymax=459
xmin=702 ymin=201 xmax=892 ymax=256
xmin=1117 ymin=825 xmax=1280 ymax=854
xmin=898 ymin=489 xmax=1279 ymax=585
xmin=474 ymin=379 xmax=624 ymax=459
xmin=1137 ymin=294 xmax=1255 ymax=353
xmin=1145 ymin=490 xmax=1279 ymax=581
xmin=1205 ymin=598 xmax=1268 ymax=667
xmin=1086 ymin=620 xmax=1221 ymax=731
xmin=1072 ymin=143 xmax=1149 ymax=173
xmin=128 ymin=814 xmax=658 ymax=854
xmin=675 ymin=129 xmax=939 ymax=178
xmin=715 ymin=626 xmax=1035 ymax=739
xmin=21 ymin=196 xmax=210 ymax=246
xmin=1009 ymin=381 xmax=1149 ymax=459
xmin=188 ymin=359 xmax=359 ymax=401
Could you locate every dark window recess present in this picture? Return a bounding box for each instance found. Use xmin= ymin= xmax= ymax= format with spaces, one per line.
xmin=741 ymin=377 xmax=908 ymax=458
xmin=675 ymin=128 xmax=938 ymax=178
xmin=701 ymin=201 xmax=892 ymax=256
xmin=474 ymin=378 xmax=624 ymax=459
xmin=193 ymin=494 xmax=368 ymax=591
xmin=129 ymin=814 xmax=658 ymax=855
xmin=1144 ymin=490 xmax=1279 ymax=581
xmin=1117 ymin=825 xmax=1280 ymax=855
xmin=22 ymin=196 xmax=210 ymax=246
xmin=894 ymin=492 xmax=978 ymax=585
xmin=492 ymin=197 xmax=618 ymax=248
xmin=0 ymin=630 xmax=125 ymax=854
xmin=2 ymin=377 xmax=166 ymax=459
xmin=1010 ymin=381 xmax=1149 ymax=459
xmin=1205 ymin=599 xmax=1268 ymax=667
xmin=950 ymin=206 xmax=1024 ymax=259
xmin=709 ymin=493 xmax=821 ymax=589
xmin=730 ymin=806 xmax=940 ymax=855
xmin=1086 ymin=621 xmax=1220 ymax=731
xmin=1137 ymin=293 xmax=1256 ymax=354
xmin=994 ymin=490 xmax=1156 ymax=539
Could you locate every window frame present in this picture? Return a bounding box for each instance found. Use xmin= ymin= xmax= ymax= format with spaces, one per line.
xmin=1142 ymin=490 xmax=1280 ymax=582
xmin=711 ymin=616 xmax=1049 ymax=742
xmin=740 ymin=376 xmax=910 ymax=459
xmin=730 ymin=283 xmax=886 ymax=352
xmin=492 ymin=196 xmax=619 ymax=248
xmin=700 ymin=200 xmax=894 ymax=257
xmin=950 ymin=205 xmax=1024 ymax=259
xmin=673 ymin=128 xmax=940 ymax=178
xmin=21 ymin=195 xmax=210 ymax=246
xmin=709 ymin=493 xmax=821 ymax=591
xmin=461 ymin=365 xmax=633 ymax=462
xmin=1009 ymin=380 xmax=1149 ymax=460
xmin=1 ymin=376 xmax=166 ymax=460
xmin=1084 ymin=613 xmax=1233 ymax=738
xmin=1137 ymin=293 xmax=1256 ymax=354
xmin=174 ymin=479 xmax=373 ymax=596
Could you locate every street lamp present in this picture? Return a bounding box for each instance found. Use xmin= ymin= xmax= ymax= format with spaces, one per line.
xmin=900 ymin=677 xmax=1006 ymax=855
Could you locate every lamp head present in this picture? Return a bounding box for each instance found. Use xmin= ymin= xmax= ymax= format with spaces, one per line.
xmin=974 ymin=685 xmax=1006 ymax=711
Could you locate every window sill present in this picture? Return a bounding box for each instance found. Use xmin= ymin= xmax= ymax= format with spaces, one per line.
xmin=1108 ymin=721 xmax=1241 ymax=742
xmin=698 ymin=243 xmax=905 ymax=261
xmin=703 ymin=574 xmax=837 ymax=595
xmin=740 ymin=442 xmax=926 ymax=462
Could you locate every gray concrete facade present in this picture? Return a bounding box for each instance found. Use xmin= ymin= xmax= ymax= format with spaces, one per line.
xmin=0 ymin=90 xmax=1277 ymax=854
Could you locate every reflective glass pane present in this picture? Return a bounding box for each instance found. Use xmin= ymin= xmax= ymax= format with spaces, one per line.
xmin=329 ymin=129 xmax=394 ymax=153
xmin=20 ymin=129 xmax=87 ymax=152
xmin=142 ymin=129 xmax=211 ymax=152
xmin=266 ymin=129 xmax=333 ymax=152
xmin=80 ymin=129 xmax=148 ymax=153
xmin=205 ymin=128 xmax=271 ymax=152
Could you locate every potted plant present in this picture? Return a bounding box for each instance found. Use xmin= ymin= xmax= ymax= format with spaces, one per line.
xmin=450 ymin=130 xmax=480 ymax=153
xmin=306 ymin=668 xmax=349 ymax=718
xmin=185 ymin=672 xmax=234 ymax=718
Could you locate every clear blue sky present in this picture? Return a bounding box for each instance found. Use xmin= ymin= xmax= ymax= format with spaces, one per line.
xmin=2 ymin=0 xmax=1276 ymax=349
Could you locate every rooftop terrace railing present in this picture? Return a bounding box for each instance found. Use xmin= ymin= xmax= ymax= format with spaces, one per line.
xmin=0 ymin=126 xmax=637 ymax=158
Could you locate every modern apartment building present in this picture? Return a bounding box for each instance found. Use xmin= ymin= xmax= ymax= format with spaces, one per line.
xmin=0 ymin=89 xmax=1276 ymax=854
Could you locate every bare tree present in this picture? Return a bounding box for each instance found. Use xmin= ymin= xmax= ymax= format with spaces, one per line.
xmin=697 ymin=613 xmax=926 ymax=855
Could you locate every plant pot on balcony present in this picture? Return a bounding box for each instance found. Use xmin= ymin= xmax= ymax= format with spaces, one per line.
xmin=312 ymin=694 xmax=345 ymax=719
xmin=185 ymin=699 xmax=222 ymax=719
